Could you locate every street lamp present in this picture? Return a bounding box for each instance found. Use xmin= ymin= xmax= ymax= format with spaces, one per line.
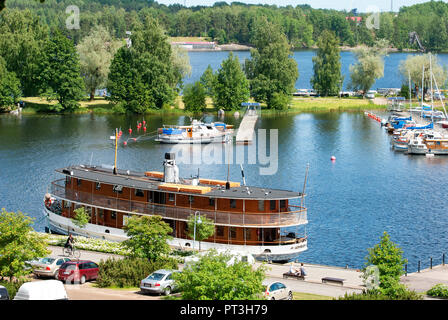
xmin=193 ymin=211 xmax=202 ymax=252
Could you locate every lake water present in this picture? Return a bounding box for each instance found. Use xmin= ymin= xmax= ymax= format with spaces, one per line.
xmin=186 ymin=50 xmax=448 ymax=90
xmin=1 ymin=111 xmax=448 ymax=271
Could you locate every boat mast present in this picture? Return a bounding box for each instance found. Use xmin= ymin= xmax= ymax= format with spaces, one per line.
xmin=300 ymin=164 xmax=309 ymax=208
xmin=113 ymin=128 xmax=118 ymax=175
xmin=421 ymin=64 xmax=425 ymax=117
xmin=430 ymin=63 xmax=448 ymax=120
xmin=430 ymin=53 xmax=434 ymax=123
xmin=408 ymin=70 xmax=412 ymax=111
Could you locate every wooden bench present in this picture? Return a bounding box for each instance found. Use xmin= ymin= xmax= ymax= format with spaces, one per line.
xmin=321 ymin=277 xmax=345 ymax=286
xmin=283 ymin=272 xmax=305 ymax=280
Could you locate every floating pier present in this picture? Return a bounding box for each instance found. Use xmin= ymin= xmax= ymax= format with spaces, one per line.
xmin=235 ymin=103 xmax=260 ymax=144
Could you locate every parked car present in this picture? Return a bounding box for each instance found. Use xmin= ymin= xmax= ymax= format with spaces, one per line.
xmin=0 ymin=285 xmax=9 ymax=300
xmin=264 ymin=282 xmax=293 ymax=300
xmin=13 ymin=280 xmax=68 ymax=300
xmin=366 ymin=91 xmax=376 ymax=99
xmin=140 ymin=269 xmax=180 ymax=295
xmin=57 ymin=260 xmax=99 ymax=284
xmin=33 ymin=257 xmax=71 ymax=279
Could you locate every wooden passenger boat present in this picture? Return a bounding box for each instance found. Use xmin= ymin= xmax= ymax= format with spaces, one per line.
xmin=44 ymin=153 xmax=308 ymax=262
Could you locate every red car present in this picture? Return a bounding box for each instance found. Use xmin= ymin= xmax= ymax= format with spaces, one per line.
xmin=57 ymin=260 xmax=99 ymax=284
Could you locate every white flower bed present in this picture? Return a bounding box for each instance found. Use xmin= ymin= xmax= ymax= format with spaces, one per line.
xmin=38 ymin=233 xmax=130 ymax=255
xmin=36 ymin=232 xmax=186 ymax=262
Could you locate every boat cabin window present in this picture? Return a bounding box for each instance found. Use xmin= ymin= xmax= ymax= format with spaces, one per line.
xmin=270 ymin=200 xmax=276 ymax=211
xmin=85 ymin=207 xmax=92 ymax=217
xmin=111 ymin=212 xmax=116 ymax=220
xmin=95 ymin=182 xmax=101 ymax=190
xmin=209 ymin=198 xmax=215 ymax=207
xmin=258 ymin=200 xmax=264 ymax=211
xmin=151 ymin=191 xmax=165 ymax=204
xmin=63 ymin=201 xmax=71 ymax=209
xmin=113 ymin=185 xmax=123 ymax=194
xmin=168 ymin=193 xmax=175 ymax=202
xmin=244 ymin=228 xmax=252 ymax=240
xmin=230 ymin=199 xmax=236 ymax=208
xmin=65 ymin=176 xmax=71 ymax=185
xmin=189 ymin=195 xmax=194 ymax=204
xmin=230 ymin=227 xmax=237 ymax=239
xmin=280 ymin=200 xmax=286 ymax=209
xmin=135 ymin=189 xmax=144 ymax=197
xmin=77 ymin=178 xmax=82 ymax=186
xmin=216 ymin=226 xmax=224 ymax=237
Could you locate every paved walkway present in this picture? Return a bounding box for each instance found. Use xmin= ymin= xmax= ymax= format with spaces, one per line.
xmin=259 ymin=262 xmax=364 ymax=298
xmin=401 ymin=264 xmax=448 ymax=293
xmin=47 ymin=245 xmax=123 ymax=263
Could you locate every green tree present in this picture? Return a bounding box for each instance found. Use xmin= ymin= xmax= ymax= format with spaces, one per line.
xmin=186 ymin=214 xmax=215 ymax=251
xmin=107 ymin=18 xmax=180 ymax=113
xmin=38 ymin=30 xmax=85 ymax=111
xmin=399 ymin=53 xmax=447 ymax=99
xmin=0 ymin=209 xmax=49 ymax=281
xmin=71 ymin=207 xmax=89 ymax=229
xmin=200 ymin=65 xmax=216 ymax=96
xmin=213 ymin=52 xmax=250 ymax=111
xmin=172 ymin=250 xmax=266 ymax=300
xmin=311 ymin=30 xmax=342 ymax=96
xmin=348 ymin=40 xmax=388 ymax=95
xmin=122 ymin=215 xmax=172 ymax=261
xmin=245 ymin=17 xmax=298 ymax=108
xmin=0 ymin=9 xmax=49 ymax=96
xmin=0 ymin=56 xmax=21 ymax=111
xmin=182 ymin=82 xmax=207 ymax=112
xmin=77 ymin=25 xmax=122 ymax=101
xmin=363 ymin=231 xmax=408 ymax=297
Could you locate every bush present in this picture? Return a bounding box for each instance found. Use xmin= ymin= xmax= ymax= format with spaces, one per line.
xmin=339 ymin=287 xmax=422 ymax=300
xmin=182 ymin=82 xmax=206 ymax=112
xmin=0 ymin=280 xmax=28 ymax=300
xmin=427 ymin=284 xmax=448 ymax=298
xmin=96 ymin=257 xmax=178 ymax=288
xmin=268 ymin=92 xmax=291 ymax=110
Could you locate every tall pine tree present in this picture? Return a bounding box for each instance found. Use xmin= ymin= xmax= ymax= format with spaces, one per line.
xmin=39 ymin=30 xmax=85 ymax=111
xmin=311 ymin=30 xmax=342 ymax=96
xmin=213 ymin=52 xmax=250 ymax=111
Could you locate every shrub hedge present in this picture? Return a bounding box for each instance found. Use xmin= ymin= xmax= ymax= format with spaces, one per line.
xmin=427 ymin=284 xmax=448 ymax=299
xmin=96 ymin=257 xmax=178 ymax=288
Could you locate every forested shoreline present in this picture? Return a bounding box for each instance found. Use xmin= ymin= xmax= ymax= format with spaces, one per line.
xmin=5 ymin=0 xmax=448 ymax=51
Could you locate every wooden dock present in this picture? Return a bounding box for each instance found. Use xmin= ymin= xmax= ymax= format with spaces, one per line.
xmin=235 ymin=106 xmax=259 ymax=144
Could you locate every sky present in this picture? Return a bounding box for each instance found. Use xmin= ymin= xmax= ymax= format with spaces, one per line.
xmin=155 ymin=0 xmax=443 ymax=12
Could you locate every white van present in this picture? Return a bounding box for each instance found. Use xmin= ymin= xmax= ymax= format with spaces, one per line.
xmin=13 ymin=280 xmax=68 ymax=300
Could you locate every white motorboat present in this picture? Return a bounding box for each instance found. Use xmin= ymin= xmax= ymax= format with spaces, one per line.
xmin=155 ymin=119 xmax=234 ymax=144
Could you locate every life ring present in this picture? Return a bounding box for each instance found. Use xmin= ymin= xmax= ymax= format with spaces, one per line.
xmin=45 ymin=198 xmax=52 ymax=208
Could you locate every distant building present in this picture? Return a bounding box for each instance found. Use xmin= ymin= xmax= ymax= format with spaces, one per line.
xmin=171 ymin=41 xmax=217 ymax=50
xmin=346 ymin=16 xmax=362 ymax=23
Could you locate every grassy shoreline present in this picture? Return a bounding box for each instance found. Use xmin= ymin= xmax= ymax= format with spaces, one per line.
xmin=15 ymin=96 xmax=386 ymax=116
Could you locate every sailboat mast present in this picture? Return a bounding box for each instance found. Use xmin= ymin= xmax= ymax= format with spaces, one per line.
xmin=408 ymin=70 xmax=412 ymax=110
xmin=430 ymin=53 xmax=434 ymax=122
xmin=421 ymin=64 xmax=425 ymax=117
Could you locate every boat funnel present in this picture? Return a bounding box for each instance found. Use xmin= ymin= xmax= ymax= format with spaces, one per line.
xmin=163 ymin=153 xmax=179 ymax=183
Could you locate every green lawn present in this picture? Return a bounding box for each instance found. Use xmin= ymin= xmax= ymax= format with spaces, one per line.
xmin=293 ymin=292 xmax=333 ymax=300
xmin=288 ymin=96 xmax=382 ymax=112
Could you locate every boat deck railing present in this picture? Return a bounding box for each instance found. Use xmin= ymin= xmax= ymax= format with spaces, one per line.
xmin=51 ymin=180 xmax=307 ymax=228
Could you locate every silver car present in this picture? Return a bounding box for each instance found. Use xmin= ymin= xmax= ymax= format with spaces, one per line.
xmin=140 ymin=269 xmax=180 ymax=295
xmin=33 ymin=257 xmax=71 ymax=279
xmin=264 ymin=282 xmax=293 ymax=300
